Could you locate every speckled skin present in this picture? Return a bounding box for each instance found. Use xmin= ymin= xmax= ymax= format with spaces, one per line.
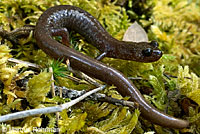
xmin=35 ymin=5 xmax=189 ymax=128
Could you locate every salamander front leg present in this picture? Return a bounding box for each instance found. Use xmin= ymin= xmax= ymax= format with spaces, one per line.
xmin=96 ymin=52 xmax=107 ymax=61
xmin=51 ymin=28 xmax=70 ymax=46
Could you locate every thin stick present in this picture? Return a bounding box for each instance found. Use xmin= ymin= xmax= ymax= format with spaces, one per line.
xmin=49 ymin=67 xmax=60 ymax=126
xmin=70 ymin=69 xmax=102 ymax=87
xmin=60 ymin=85 xmax=105 ymax=109
xmin=54 ymin=86 xmax=138 ymax=109
xmin=97 ymin=94 xmax=138 ymax=109
xmin=8 ymin=58 xmax=40 ymax=68
xmin=0 ymin=85 xmax=106 ymax=122
xmin=66 ymin=59 xmax=101 ymax=87
xmin=49 ymin=67 xmax=55 ymax=96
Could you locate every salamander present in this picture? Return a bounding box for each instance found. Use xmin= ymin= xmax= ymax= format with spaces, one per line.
xmin=34 ymin=5 xmax=189 ymax=128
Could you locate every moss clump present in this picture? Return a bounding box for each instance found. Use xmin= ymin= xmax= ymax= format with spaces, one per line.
xmin=26 ymin=72 xmax=52 ymax=107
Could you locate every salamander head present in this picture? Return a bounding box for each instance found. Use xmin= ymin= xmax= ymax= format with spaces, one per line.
xmin=122 ymin=41 xmax=162 ymax=62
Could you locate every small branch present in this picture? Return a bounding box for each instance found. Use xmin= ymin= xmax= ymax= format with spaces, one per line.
xmin=163 ymin=73 xmax=192 ymax=80
xmin=54 ymin=86 xmax=139 ymax=109
xmin=128 ymin=77 xmax=143 ymax=80
xmin=49 ymin=67 xmax=55 ymax=96
xmin=8 ymin=58 xmax=40 ymax=69
xmin=97 ymin=94 xmax=139 ymax=109
xmin=66 ymin=59 xmax=101 ymax=87
xmin=63 ymin=75 xmax=84 ymax=83
xmin=49 ymin=67 xmax=60 ymax=125
xmin=70 ymin=69 xmax=102 ymax=87
xmin=0 ymin=85 xmax=106 ymax=122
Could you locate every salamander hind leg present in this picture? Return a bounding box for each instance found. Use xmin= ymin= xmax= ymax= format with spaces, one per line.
xmin=51 ymin=28 xmax=70 ymax=46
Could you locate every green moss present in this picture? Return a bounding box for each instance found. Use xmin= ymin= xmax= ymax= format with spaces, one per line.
xmin=150 ymin=0 xmax=200 ymax=66
xmin=81 ymin=102 xmax=117 ymax=125
xmin=59 ymin=109 xmax=87 ymax=133
xmin=0 ymin=0 xmax=199 ymax=133
xmin=94 ymin=107 xmax=140 ymax=134
xmin=26 ymin=72 xmax=52 ymax=107
xmin=177 ymin=66 xmax=200 ymax=105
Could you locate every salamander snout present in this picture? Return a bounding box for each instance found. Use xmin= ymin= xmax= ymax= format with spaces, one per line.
xmin=153 ymin=49 xmax=162 ymax=56
xmin=139 ymin=41 xmax=162 ymax=62
xmin=142 ymin=48 xmax=162 ymax=57
xmin=117 ymin=41 xmax=163 ymax=62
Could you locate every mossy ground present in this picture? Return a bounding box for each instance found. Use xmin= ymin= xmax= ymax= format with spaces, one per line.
xmin=0 ymin=0 xmax=199 ymax=133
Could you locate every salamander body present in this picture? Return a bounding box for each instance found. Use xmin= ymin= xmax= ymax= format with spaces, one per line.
xmin=35 ymin=5 xmax=189 ymax=128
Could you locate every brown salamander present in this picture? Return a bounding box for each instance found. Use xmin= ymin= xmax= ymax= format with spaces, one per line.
xmin=34 ymin=5 xmax=189 ymax=128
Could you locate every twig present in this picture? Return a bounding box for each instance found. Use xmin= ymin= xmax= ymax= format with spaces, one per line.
xmin=70 ymin=69 xmax=102 ymax=87
xmin=63 ymin=75 xmax=84 ymax=83
xmin=0 ymin=85 xmax=106 ymax=122
xmin=128 ymin=77 xmax=143 ymax=80
xmin=97 ymin=94 xmax=138 ymax=109
xmin=66 ymin=59 xmax=102 ymax=87
xmin=49 ymin=67 xmax=60 ymax=125
xmin=54 ymin=86 xmax=139 ymax=109
xmin=8 ymin=58 xmax=40 ymax=69
xmin=163 ymin=73 xmax=192 ymax=80
xmin=49 ymin=67 xmax=55 ymax=96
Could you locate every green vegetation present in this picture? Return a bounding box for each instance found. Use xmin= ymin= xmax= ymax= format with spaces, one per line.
xmin=0 ymin=0 xmax=199 ymax=133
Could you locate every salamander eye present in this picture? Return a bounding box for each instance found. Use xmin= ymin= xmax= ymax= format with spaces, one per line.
xmin=142 ymin=48 xmax=152 ymax=57
xmin=150 ymin=41 xmax=159 ymax=48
